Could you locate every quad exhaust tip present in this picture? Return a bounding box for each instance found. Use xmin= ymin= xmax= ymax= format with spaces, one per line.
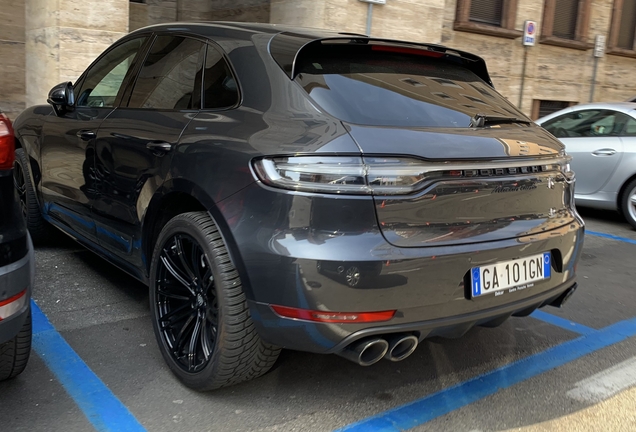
xmin=338 ymin=334 xmax=419 ymax=366
xmin=338 ymin=337 xmax=389 ymax=366
xmin=384 ymin=334 xmax=419 ymax=362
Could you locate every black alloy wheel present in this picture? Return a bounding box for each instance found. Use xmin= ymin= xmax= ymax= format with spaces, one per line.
xmin=155 ymin=233 xmax=217 ymax=373
xmin=149 ymin=212 xmax=280 ymax=390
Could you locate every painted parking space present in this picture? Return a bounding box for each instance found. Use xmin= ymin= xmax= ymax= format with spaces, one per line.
xmin=1 ymin=210 xmax=635 ymax=432
xmin=31 ymin=301 xmax=146 ymax=432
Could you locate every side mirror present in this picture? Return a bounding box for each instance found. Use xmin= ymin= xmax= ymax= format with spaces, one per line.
xmin=47 ymin=82 xmax=75 ymax=115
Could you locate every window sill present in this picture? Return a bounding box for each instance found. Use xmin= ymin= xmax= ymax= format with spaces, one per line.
xmin=539 ymin=36 xmax=592 ymax=51
xmin=453 ymin=22 xmax=523 ymax=39
xmin=606 ymin=47 xmax=636 ymax=59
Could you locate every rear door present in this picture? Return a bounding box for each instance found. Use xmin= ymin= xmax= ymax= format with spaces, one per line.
xmin=541 ymin=109 xmax=625 ymax=195
xmin=92 ymin=35 xmax=205 ymax=270
xmin=40 ymin=36 xmax=148 ymax=241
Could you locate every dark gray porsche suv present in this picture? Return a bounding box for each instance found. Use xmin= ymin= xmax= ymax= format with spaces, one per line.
xmin=12 ymin=22 xmax=583 ymax=390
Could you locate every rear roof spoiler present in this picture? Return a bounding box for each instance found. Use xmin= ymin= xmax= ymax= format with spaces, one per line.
xmin=269 ymin=32 xmax=494 ymax=87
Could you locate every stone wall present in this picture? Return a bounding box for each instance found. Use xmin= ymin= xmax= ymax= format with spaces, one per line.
xmin=0 ymin=0 xmax=25 ymax=119
xmin=1 ymin=0 xmax=634 ymax=119
xmin=441 ymin=0 xmax=636 ymax=116
xmin=270 ymin=0 xmax=444 ymax=46
xmin=129 ymin=0 xmax=270 ymax=31
xmin=207 ymin=0 xmax=270 ymax=23
xmin=25 ymin=0 xmax=129 ymax=107
xmin=271 ymin=0 xmax=636 ymax=117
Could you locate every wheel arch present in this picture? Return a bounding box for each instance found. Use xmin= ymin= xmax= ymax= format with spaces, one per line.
xmin=617 ymin=172 xmax=636 ymax=213
xmin=141 ymin=178 xmax=255 ymax=300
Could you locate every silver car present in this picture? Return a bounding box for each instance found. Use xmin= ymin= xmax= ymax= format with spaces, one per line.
xmin=537 ymin=102 xmax=636 ymax=228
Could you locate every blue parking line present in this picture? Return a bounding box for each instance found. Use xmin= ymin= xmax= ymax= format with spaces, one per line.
xmin=530 ymin=310 xmax=596 ymax=335
xmin=587 ymin=230 xmax=636 ymax=245
xmin=335 ymin=316 xmax=636 ymax=432
xmin=31 ymin=300 xmax=146 ymax=432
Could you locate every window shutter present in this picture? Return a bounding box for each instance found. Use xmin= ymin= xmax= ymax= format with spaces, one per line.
xmin=469 ymin=0 xmax=504 ymax=26
xmin=553 ymin=0 xmax=579 ymax=39
xmin=617 ymin=0 xmax=636 ymax=50
xmin=539 ymin=100 xmax=570 ymax=118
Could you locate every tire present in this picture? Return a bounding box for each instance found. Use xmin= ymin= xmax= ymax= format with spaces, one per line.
xmin=14 ymin=149 xmax=52 ymax=243
xmin=621 ymin=178 xmax=636 ymax=230
xmin=149 ymin=211 xmax=280 ymax=390
xmin=0 ymin=307 xmax=32 ymax=381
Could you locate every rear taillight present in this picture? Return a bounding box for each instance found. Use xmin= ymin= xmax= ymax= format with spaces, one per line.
xmin=0 ymin=289 xmax=27 ymax=321
xmin=252 ymin=155 xmax=573 ymax=196
xmin=271 ymin=305 xmax=395 ymax=323
xmin=0 ymin=113 xmax=15 ymax=170
xmin=253 ymin=156 xmax=435 ymax=195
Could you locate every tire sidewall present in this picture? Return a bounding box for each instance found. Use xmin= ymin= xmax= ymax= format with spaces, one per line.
xmin=621 ymin=179 xmax=636 ymax=229
xmin=149 ymin=213 xmax=230 ymax=389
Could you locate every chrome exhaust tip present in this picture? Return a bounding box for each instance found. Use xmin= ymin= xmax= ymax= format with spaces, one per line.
xmin=338 ymin=338 xmax=389 ymax=366
xmin=384 ymin=334 xmax=418 ymax=362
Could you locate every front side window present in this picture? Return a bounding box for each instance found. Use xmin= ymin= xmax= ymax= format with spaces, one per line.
xmin=622 ymin=116 xmax=636 ymax=136
xmin=128 ymin=36 xmax=205 ymax=110
xmin=542 ymin=110 xmax=632 ymax=138
xmin=75 ymin=37 xmax=146 ymax=108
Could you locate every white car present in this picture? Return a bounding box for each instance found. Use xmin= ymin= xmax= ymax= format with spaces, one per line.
xmin=537 ymin=102 xmax=636 ymax=228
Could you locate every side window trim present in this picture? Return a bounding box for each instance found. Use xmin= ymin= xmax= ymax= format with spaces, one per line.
xmin=73 ymin=33 xmax=153 ymax=109
xmin=118 ymin=33 xmax=158 ymax=109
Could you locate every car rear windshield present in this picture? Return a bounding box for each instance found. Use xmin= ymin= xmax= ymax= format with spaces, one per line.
xmin=294 ymin=44 xmax=527 ymax=128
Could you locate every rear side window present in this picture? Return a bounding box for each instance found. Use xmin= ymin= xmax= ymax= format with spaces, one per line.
xmin=128 ymin=36 xmax=205 ymax=110
xmin=203 ymin=44 xmax=239 ymax=109
xmin=542 ymin=110 xmax=634 ymax=138
xmin=294 ymin=44 xmax=526 ymax=128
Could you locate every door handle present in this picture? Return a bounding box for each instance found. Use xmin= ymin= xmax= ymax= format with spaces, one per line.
xmin=76 ymin=130 xmax=96 ymax=141
xmin=592 ymin=148 xmax=616 ymax=156
xmin=146 ymin=141 xmax=173 ymax=156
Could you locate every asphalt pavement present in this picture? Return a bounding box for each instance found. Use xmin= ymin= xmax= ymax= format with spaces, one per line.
xmin=1 ymin=207 xmax=636 ymax=432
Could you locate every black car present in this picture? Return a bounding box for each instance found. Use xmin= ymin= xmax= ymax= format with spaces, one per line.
xmin=0 ymin=111 xmax=34 ymax=381
xmin=12 ymin=22 xmax=583 ymax=390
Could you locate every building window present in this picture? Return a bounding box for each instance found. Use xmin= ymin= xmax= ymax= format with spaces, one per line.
xmin=130 ymin=0 xmax=146 ymax=3
xmin=540 ymin=0 xmax=592 ymax=50
xmin=608 ymin=0 xmax=636 ymax=57
xmin=454 ymin=0 xmax=522 ymax=39
xmin=531 ymin=100 xmax=577 ymax=120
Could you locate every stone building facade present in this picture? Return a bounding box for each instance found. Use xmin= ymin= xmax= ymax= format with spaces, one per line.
xmin=1 ymin=0 xmax=635 ymax=120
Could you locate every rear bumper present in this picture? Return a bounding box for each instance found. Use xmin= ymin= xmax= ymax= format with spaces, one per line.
xmin=221 ymin=183 xmax=585 ymax=354
xmin=249 ymin=280 xmax=577 ymax=354
xmin=0 ymin=234 xmax=34 ymax=345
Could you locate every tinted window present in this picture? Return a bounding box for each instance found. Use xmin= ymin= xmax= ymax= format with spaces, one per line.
xmin=625 ymin=116 xmax=636 ymax=136
xmin=543 ymin=110 xmax=633 ymax=138
xmin=294 ymin=45 xmax=526 ymax=128
xmin=128 ymin=36 xmax=204 ymax=110
xmin=76 ymin=37 xmax=146 ymax=108
xmin=203 ymin=44 xmax=239 ymax=109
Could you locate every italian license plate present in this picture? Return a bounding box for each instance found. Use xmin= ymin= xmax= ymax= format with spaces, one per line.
xmin=470 ymin=252 xmax=551 ymax=298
